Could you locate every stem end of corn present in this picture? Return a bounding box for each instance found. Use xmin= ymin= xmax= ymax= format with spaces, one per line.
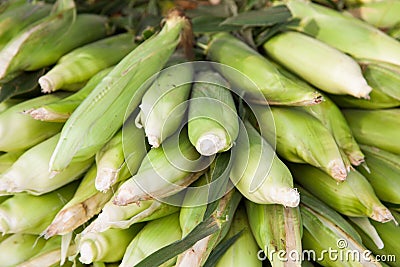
xmin=147 ymin=135 xmax=161 ymax=148
xmin=371 ymin=207 xmax=395 ymax=223
xmin=78 ymin=241 xmax=97 ymax=264
xmin=328 ymin=159 xmax=348 ymax=181
xmin=38 ymin=76 xmax=55 ymax=94
xmin=95 ymin=168 xmax=118 ymax=192
xmin=196 ymin=134 xmax=226 ymax=156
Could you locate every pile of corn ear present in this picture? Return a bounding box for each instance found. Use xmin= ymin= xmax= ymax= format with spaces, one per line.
xmin=0 ymin=0 xmax=399 ymax=266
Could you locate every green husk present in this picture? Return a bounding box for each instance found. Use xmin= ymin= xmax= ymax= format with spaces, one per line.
xmin=347 ymin=0 xmax=400 ymax=28
xmin=188 ymin=70 xmax=239 ymax=156
xmin=253 ymin=105 xmax=347 ymax=181
xmin=176 ymin=189 xmax=242 ymax=267
xmin=113 ymin=129 xmax=208 ymax=206
xmin=0 ymin=0 xmax=109 ymax=82
xmin=245 ymin=201 xmax=302 ymax=267
xmin=0 ymin=94 xmax=65 ymax=152
xmin=215 ymin=205 xmax=261 ymax=267
xmin=42 ymin=165 xmax=114 ymax=238
xmin=286 ymin=0 xmax=400 ymax=66
xmin=342 ymin=108 xmax=400 ymax=154
xmin=0 ymin=150 xmax=23 ymax=173
xmin=38 ymin=33 xmax=137 ymax=93
xmin=49 ymin=10 xmax=192 ymax=172
xmin=25 ymin=67 xmax=113 ymax=123
xmin=0 ymin=134 xmax=93 ymax=195
xmin=0 ymin=1 xmax=51 ymax=50
xmin=263 ymin=31 xmax=371 ymax=98
xmin=95 ymin=115 xmax=147 ymax=192
xmin=135 ymin=56 xmax=193 ymax=148
xmin=0 ymin=182 xmax=78 ymax=234
xmin=296 ymin=94 xmax=364 ymax=166
xmin=230 ymin=121 xmax=299 ymax=206
xmin=206 ymin=32 xmax=322 ymax=106
xmin=120 ymin=212 xmax=182 ymax=267
xmin=290 ymin=164 xmax=394 ymax=223
xmin=0 ymin=99 xmax=22 ymax=113
xmin=357 ymin=145 xmax=400 ymax=204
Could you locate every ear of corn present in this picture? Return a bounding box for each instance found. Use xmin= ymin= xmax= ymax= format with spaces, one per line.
xmin=245 ymin=201 xmax=302 ymax=267
xmin=215 ymin=205 xmax=261 ymax=267
xmin=113 ymin=129 xmax=208 ymax=206
xmin=301 ymin=204 xmax=380 ymax=266
xmin=290 ymin=164 xmax=394 ymax=223
xmin=188 ymin=69 xmax=239 ymax=156
xmin=38 ymin=33 xmax=137 ymax=93
xmin=0 ymin=182 xmax=78 ymax=235
xmin=286 ymin=0 xmax=400 ymax=66
xmin=356 ymin=145 xmax=400 ymax=204
xmin=295 ymin=94 xmax=364 ymax=166
xmin=254 ymin=105 xmax=347 ymax=181
xmin=205 ymin=32 xmax=322 ymax=106
xmin=76 ymin=224 xmax=144 ymax=264
xmin=42 ymin=165 xmax=114 ymax=238
xmin=263 ymin=31 xmax=372 ymax=99
xmin=120 ymin=212 xmax=182 ymax=267
xmin=230 ymin=120 xmax=299 ymax=207
xmin=49 ymin=10 xmax=192 ymax=172
xmin=342 ymin=108 xmax=400 ymax=154
xmin=0 ymin=234 xmax=49 ymax=266
xmin=0 ymin=0 xmax=109 ymax=82
xmin=135 ymin=56 xmax=193 ymax=148
xmin=176 ymin=188 xmax=242 ymax=267
xmin=0 ymin=94 xmax=65 ymax=152
xmin=0 ymin=134 xmax=93 ymax=195
xmin=0 ymin=1 xmax=51 ymax=50
xmin=95 ymin=114 xmax=147 ymax=192
xmin=347 ymin=0 xmax=400 ymax=28
xmin=83 ymin=198 xmax=179 ymax=234
xmin=24 ymin=67 xmax=113 ymax=123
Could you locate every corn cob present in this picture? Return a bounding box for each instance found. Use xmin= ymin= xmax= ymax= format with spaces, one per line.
xmin=42 ymin=165 xmax=114 ymax=239
xmin=359 ymin=60 xmax=400 ymax=101
xmin=49 ymin=10 xmax=192 ymax=172
xmin=24 ymin=67 xmax=112 ymax=123
xmin=135 ymin=56 xmax=193 ymax=148
xmin=120 ymin=212 xmax=182 ymax=267
xmin=39 ymin=33 xmax=137 ymax=93
xmin=0 ymin=0 xmax=109 ymax=82
xmin=286 ymin=0 xmax=400 ymax=66
xmin=342 ymin=108 xmax=400 ymax=154
xmin=0 ymin=182 xmax=77 ymax=235
xmin=0 ymin=234 xmax=49 ymax=267
xmin=230 ymin=121 xmax=299 ymax=206
xmin=0 ymin=150 xmax=23 ymax=173
xmin=76 ymin=224 xmax=144 ymax=264
xmin=263 ymin=31 xmax=372 ymax=98
xmin=300 ymin=195 xmax=380 ymax=266
xmin=254 ymin=105 xmax=347 ymax=181
xmin=0 ymin=94 xmax=65 ymax=152
xmin=347 ymin=0 xmax=400 ymax=28
xmin=176 ymin=188 xmax=242 ymax=266
xmin=296 ymin=94 xmax=364 ymax=166
xmin=113 ymin=129 xmax=208 ymax=206
xmin=245 ymin=201 xmax=302 ymax=267
xmin=357 ymin=145 xmax=400 ymax=204
xmin=0 ymin=134 xmax=93 ymax=195
xmin=83 ymin=198 xmax=179 ymax=234
xmin=354 ymin=210 xmax=400 ymax=266
xmin=290 ymin=164 xmax=394 ymax=223
xmin=95 ymin=113 xmax=147 ymax=192
xmin=205 ymin=32 xmax=322 ymax=106
xmin=188 ymin=69 xmax=239 ymax=156
xmin=0 ymin=1 xmax=51 ymax=50
xmin=215 ymin=205 xmax=261 ymax=267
